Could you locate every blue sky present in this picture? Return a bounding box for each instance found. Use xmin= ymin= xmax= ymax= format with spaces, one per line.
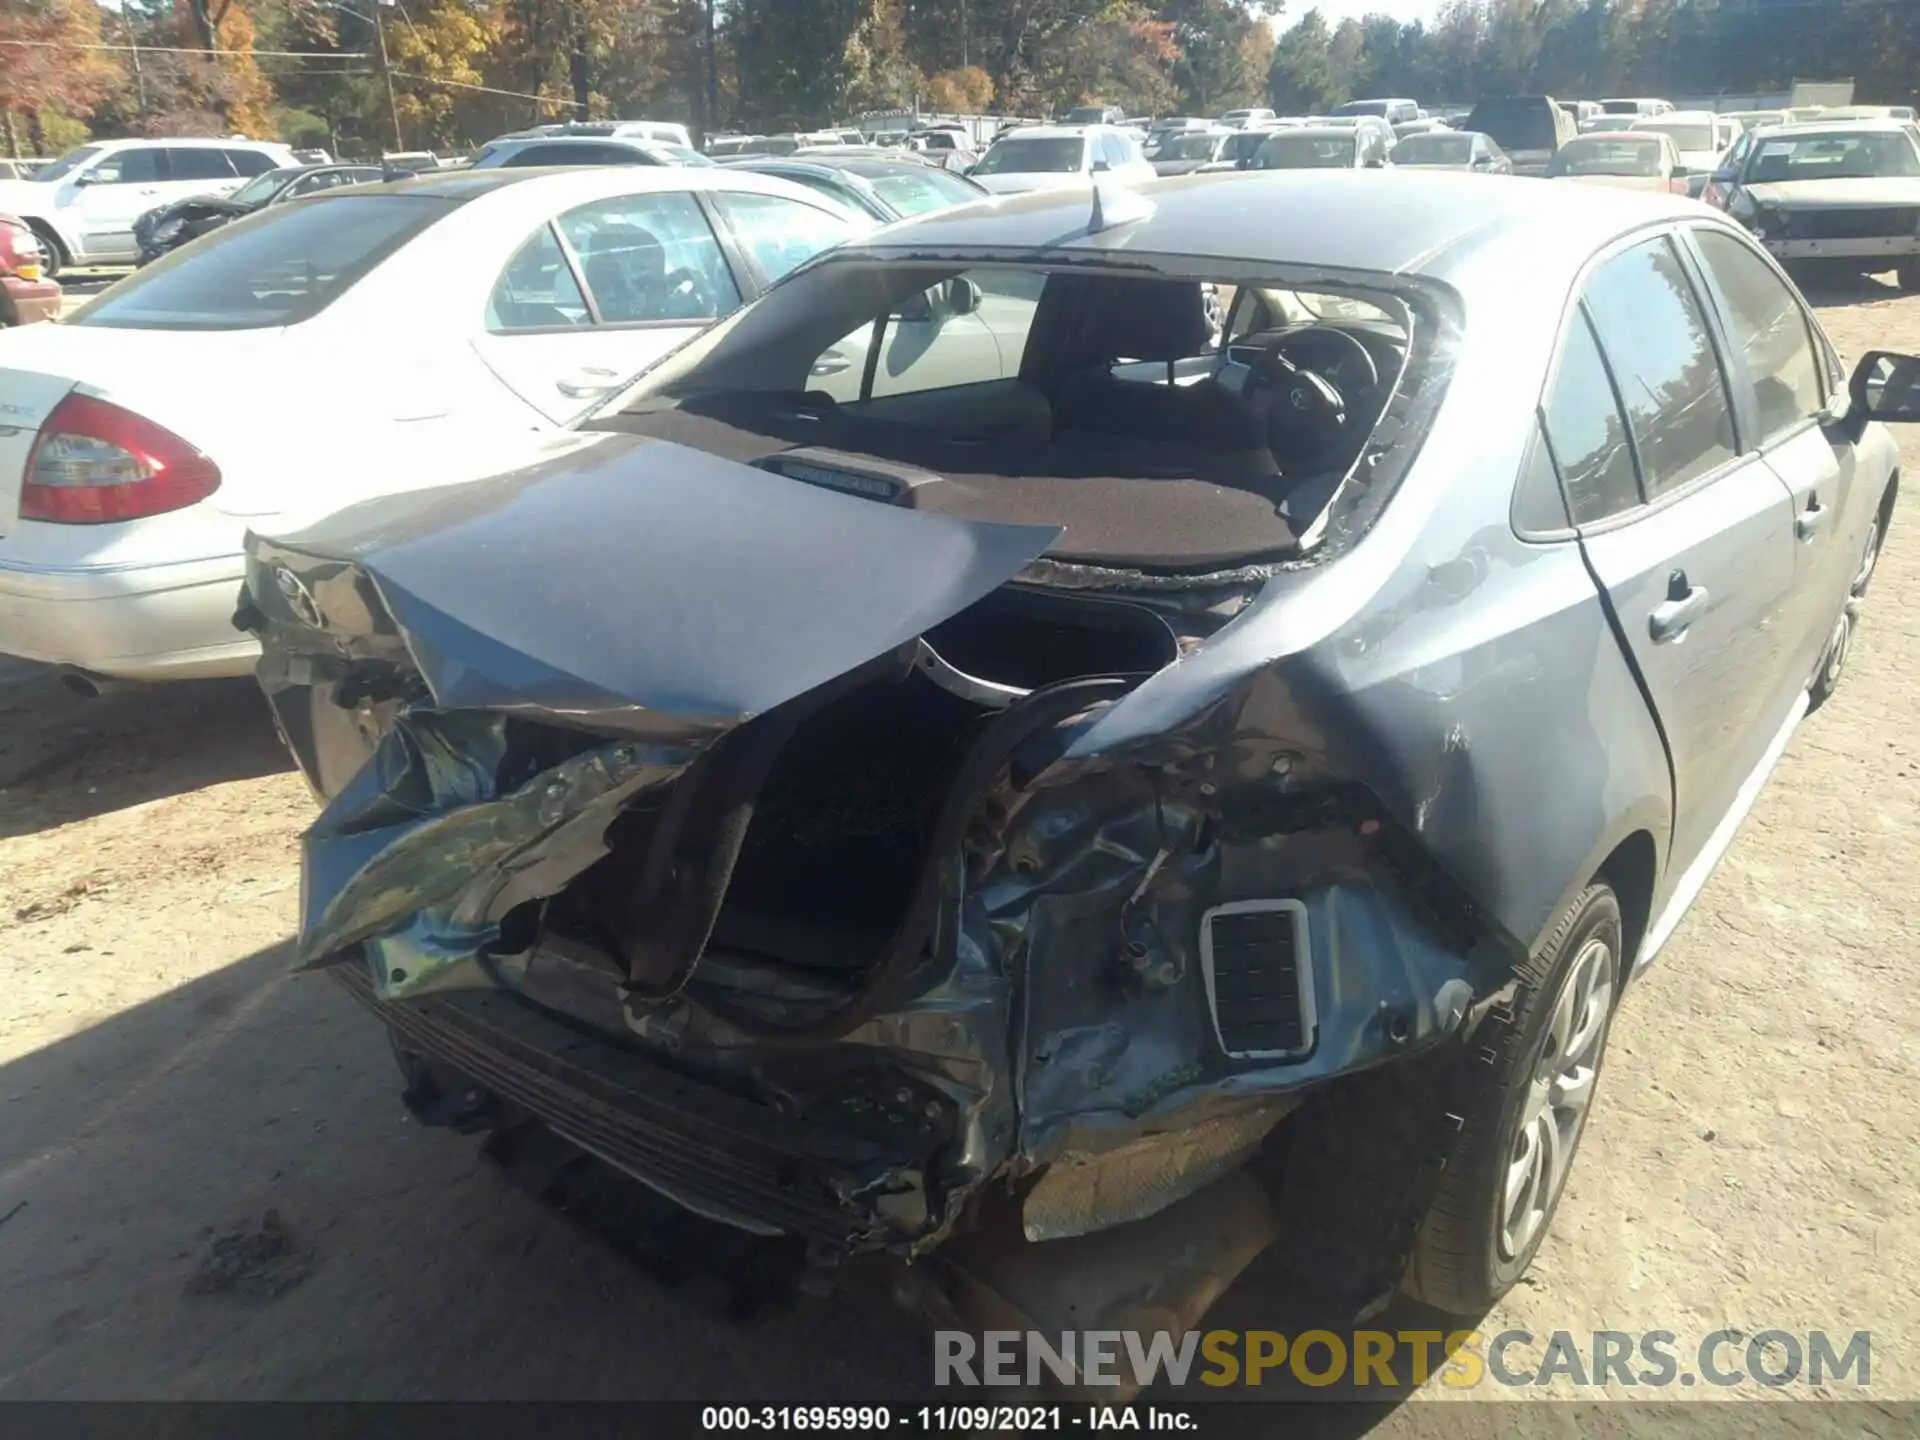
xmin=1273 ymin=0 xmax=1448 ymax=33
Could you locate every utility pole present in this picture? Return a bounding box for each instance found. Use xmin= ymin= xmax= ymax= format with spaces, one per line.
xmin=705 ymin=0 xmax=719 ymax=134
xmin=374 ymin=0 xmax=403 ymax=150
xmin=961 ymin=0 xmax=968 ymax=69
xmin=121 ymin=4 xmax=149 ymax=116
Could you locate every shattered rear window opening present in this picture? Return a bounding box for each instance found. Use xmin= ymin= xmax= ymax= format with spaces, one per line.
xmin=589 ymin=256 xmax=1432 ymax=573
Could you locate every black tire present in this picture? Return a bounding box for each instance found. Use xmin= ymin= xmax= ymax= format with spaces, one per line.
xmin=24 ymin=219 xmax=65 ymax=280
xmin=1809 ymin=493 xmax=1890 ymax=711
xmin=1900 ymin=259 xmax=1920 ymax=294
xmin=1405 ymin=883 xmax=1623 ymax=1315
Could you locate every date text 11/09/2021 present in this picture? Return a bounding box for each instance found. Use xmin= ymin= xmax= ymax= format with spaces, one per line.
xmin=701 ymin=1408 xmax=1188 ymax=1431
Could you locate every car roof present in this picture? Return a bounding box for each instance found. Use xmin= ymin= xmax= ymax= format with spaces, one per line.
xmin=340 ymin=162 xmax=869 ymax=222
xmin=992 ymin=126 xmax=1097 ymax=140
xmin=1632 ymin=110 xmax=1718 ymax=123
xmin=1753 ymin=117 xmax=1914 ymax=137
xmin=854 ymin=169 xmax=1702 ymax=284
xmin=484 ymin=135 xmax=662 ymax=152
xmin=92 ymin=136 xmax=287 ymax=151
xmin=1270 ymin=126 xmax=1360 ymax=140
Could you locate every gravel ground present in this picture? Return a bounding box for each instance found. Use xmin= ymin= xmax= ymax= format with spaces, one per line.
xmin=0 ymin=279 xmax=1913 ymax=1423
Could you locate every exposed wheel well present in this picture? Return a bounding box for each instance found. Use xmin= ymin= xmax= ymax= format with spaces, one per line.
xmin=1594 ymin=830 xmax=1657 ymax=978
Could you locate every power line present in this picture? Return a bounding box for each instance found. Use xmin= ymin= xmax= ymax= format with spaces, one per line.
xmin=0 ymin=38 xmax=371 ymax=59
xmin=388 ymin=71 xmax=587 ymax=108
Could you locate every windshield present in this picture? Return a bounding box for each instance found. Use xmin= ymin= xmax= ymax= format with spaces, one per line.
xmin=73 ymin=195 xmax=452 ymax=330
xmin=1256 ymin=133 xmax=1355 ymax=169
xmin=34 ymin=146 xmax=102 ymax=183
xmin=973 ymin=136 xmax=1084 ymax=175
xmin=1332 ymin=101 xmax=1390 ymax=118
xmin=1467 ymin=100 xmax=1557 ymax=152
xmin=1394 ymin=133 xmax=1474 ymax=165
xmin=1601 ymin=100 xmax=1643 ymax=115
xmin=227 ymin=169 xmax=297 ymax=207
xmin=1154 ymin=133 xmax=1222 ymax=161
xmin=1743 ymin=131 xmax=1920 ymax=181
xmin=869 ymin=167 xmax=983 ymax=215
xmin=1064 ymin=108 xmax=1108 ymax=124
xmin=1636 ymin=121 xmax=1714 ymax=152
xmin=1547 ymin=137 xmax=1664 ymax=177
xmin=741 ymin=136 xmax=800 ymax=156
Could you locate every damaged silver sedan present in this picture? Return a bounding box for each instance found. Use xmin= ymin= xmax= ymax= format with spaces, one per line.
xmin=238 ymin=171 xmax=1913 ymax=1348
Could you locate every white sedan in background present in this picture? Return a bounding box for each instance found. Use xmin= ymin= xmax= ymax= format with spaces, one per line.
xmin=966 ymin=125 xmax=1157 ymax=194
xmin=0 ymin=166 xmax=870 ymax=686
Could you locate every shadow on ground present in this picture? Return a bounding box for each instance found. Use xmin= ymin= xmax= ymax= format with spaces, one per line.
xmin=0 ymin=664 xmax=293 ymax=838
xmin=0 ymin=934 xmax=1449 ymax=1422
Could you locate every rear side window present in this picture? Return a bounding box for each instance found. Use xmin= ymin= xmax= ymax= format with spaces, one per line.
xmin=486 ymin=224 xmax=590 ymax=331
xmin=74 ymin=196 xmax=453 ymax=330
xmin=1690 ymin=229 xmax=1825 ymax=443
xmin=226 ymin=149 xmax=278 ymax=177
xmin=167 ymin=148 xmax=236 ymax=181
xmin=1536 ymin=307 xmax=1643 ymax=526
xmin=1580 ymin=235 xmax=1737 ymax=496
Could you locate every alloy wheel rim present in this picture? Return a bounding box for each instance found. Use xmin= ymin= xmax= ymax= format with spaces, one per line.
xmin=1497 ymin=935 xmax=1615 ymax=1264
xmin=1852 ymin=516 xmax=1883 ymax=599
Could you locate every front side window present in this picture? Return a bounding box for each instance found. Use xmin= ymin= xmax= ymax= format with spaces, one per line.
xmin=1690 ymin=228 xmax=1825 ymax=443
xmin=1581 ymin=235 xmax=1737 ymax=496
xmin=708 ymin=191 xmax=852 ymax=288
xmin=1538 ymin=307 xmax=1642 ymax=525
xmin=89 ymin=147 xmax=165 ymax=184
xmin=485 ymin=224 xmax=590 ymax=331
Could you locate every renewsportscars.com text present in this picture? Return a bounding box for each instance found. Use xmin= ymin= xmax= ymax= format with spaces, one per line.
xmin=933 ymin=1328 xmax=1871 ymax=1391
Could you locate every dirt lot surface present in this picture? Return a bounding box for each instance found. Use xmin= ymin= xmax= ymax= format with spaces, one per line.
xmin=1 ymin=280 xmax=1914 ymax=1425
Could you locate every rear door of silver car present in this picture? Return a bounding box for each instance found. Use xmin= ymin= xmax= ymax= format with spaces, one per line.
xmin=1546 ymin=229 xmax=1801 ymax=875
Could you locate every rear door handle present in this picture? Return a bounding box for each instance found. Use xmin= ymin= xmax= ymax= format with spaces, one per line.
xmin=556 ymin=366 xmax=621 ymax=398
xmin=1650 ymin=573 xmax=1708 ymax=644
xmin=1795 ymin=496 xmax=1829 ymax=540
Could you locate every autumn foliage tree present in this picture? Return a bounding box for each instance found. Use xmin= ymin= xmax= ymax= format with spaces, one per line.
xmin=0 ymin=0 xmax=122 ymax=156
xmin=924 ymin=66 xmax=994 ymax=113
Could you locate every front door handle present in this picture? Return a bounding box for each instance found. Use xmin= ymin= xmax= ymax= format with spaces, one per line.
xmin=1795 ymin=496 xmax=1829 ymax=540
xmin=556 ymin=366 xmax=621 ymax=398
xmin=1650 ymin=571 xmax=1709 ymax=644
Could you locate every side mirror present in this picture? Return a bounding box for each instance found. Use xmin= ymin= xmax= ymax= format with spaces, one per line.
xmin=893 ymin=289 xmax=935 ymax=323
xmin=70 ymin=172 xmax=98 ymax=187
xmin=944 ymin=277 xmax=982 ymax=317
xmin=1712 ymin=167 xmax=1739 ymax=184
xmin=1091 ymin=158 xmax=1110 ymax=173
xmin=1851 ymin=350 xmax=1920 ymax=423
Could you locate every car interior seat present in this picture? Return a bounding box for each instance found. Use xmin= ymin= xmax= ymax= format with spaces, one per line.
xmin=1030 ymin=273 xmax=1267 ymax=454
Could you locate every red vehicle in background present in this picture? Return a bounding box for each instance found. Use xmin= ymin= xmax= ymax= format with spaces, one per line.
xmin=0 ymin=214 xmax=61 ymax=327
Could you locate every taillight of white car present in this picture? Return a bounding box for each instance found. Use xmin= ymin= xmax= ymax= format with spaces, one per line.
xmin=20 ymin=392 xmax=221 ymax=523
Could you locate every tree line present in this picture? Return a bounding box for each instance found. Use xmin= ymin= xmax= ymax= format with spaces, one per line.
xmin=1 ymin=0 xmax=1916 ymax=160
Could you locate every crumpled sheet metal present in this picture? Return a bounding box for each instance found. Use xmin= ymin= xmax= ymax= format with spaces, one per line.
xmin=1020 ymin=1100 xmax=1287 ymax=1242
xmin=298 ymin=709 xmax=698 ymax=999
xmin=255 ymin=434 xmax=1061 ymax=737
xmin=969 ymin=762 xmax=1509 ymax=1169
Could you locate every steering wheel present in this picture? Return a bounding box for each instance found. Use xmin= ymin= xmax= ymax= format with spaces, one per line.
xmin=1243 ymin=326 xmax=1381 ymax=471
xmin=1272 ymin=325 xmax=1380 ymax=396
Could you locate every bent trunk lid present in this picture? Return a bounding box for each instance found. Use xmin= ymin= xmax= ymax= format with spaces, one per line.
xmin=244 ymin=433 xmax=1060 ymax=978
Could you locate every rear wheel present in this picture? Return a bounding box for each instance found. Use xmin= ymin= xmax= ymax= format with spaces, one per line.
xmin=1405 ymin=884 xmax=1622 ymax=1314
